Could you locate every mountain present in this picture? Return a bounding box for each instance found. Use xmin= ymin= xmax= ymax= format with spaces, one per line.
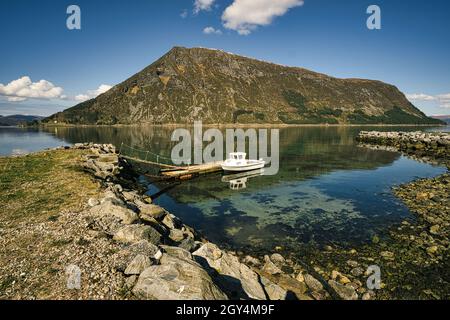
xmin=0 ymin=115 xmax=44 ymax=126
xmin=47 ymin=47 xmax=443 ymax=125
xmin=431 ymin=115 xmax=450 ymax=124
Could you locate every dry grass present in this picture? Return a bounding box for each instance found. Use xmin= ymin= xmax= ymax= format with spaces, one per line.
xmin=0 ymin=149 xmax=127 ymax=299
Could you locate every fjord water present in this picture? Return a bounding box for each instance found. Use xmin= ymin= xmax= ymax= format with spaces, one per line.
xmin=1 ymin=125 xmax=447 ymax=251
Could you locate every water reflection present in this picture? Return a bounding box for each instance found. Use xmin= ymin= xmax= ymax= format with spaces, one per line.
xmin=1 ymin=125 xmax=446 ymax=251
xmin=222 ymin=169 xmax=265 ymax=190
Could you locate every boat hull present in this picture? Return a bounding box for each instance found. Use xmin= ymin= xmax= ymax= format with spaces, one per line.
xmin=221 ymin=161 xmax=265 ymax=172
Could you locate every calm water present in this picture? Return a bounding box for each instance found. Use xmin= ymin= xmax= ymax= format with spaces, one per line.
xmin=1 ymin=125 xmax=448 ymax=251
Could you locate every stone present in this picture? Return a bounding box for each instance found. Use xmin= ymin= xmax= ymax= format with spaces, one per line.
xmin=267 ymin=273 xmax=310 ymax=300
xmin=138 ymin=203 xmax=167 ymax=221
xmin=380 ymin=251 xmax=395 ymax=260
xmin=193 ymin=243 xmax=266 ymax=300
xmin=133 ymin=254 xmax=228 ymax=300
xmin=169 ymin=229 xmax=185 ymax=242
xmin=329 ymin=280 xmax=358 ymax=300
xmin=162 ymin=213 xmax=182 ymax=230
xmin=243 ymin=256 xmax=260 ymax=266
xmin=362 ymin=290 xmax=375 ymax=300
xmin=430 ymin=225 xmax=440 ymax=235
xmin=261 ymin=255 xmax=283 ymax=275
xmin=90 ymin=199 xmax=139 ymax=225
xmin=296 ymin=273 xmax=305 ymax=283
xmin=304 ymin=274 xmax=323 ymax=292
xmin=113 ymin=225 xmax=162 ymax=245
xmin=112 ymin=240 xmax=159 ymax=272
xmin=260 ymin=276 xmax=287 ymax=300
xmin=160 ymin=246 xmax=193 ymax=262
xmin=350 ymin=267 xmax=364 ymax=277
xmin=270 ymin=253 xmax=285 ymax=265
xmin=88 ymin=198 xmax=100 ymax=207
xmin=347 ymin=260 xmax=359 ymax=268
xmin=125 ymin=275 xmax=138 ymax=289
xmin=338 ymin=275 xmax=351 ymax=285
xmin=427 ymin=246 xmax=438 ymax=255
xmin=178 ymin=237 xmax=197 ymax=252
xmin=125 ymin=254 xmax=152 ymax=275
xmin=122 ymin=191 xmax=138 ymax=201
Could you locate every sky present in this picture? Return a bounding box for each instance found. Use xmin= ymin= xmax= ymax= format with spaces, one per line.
xmin=0 ymin=0 xmax=449 ymax=116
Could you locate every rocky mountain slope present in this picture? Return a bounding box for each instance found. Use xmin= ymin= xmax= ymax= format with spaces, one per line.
xmin=47 ymin=47 xmax=443 ymax=125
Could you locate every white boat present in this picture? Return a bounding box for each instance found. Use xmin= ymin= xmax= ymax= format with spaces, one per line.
xmin=221 ymin=152 xmax=265 ymax=172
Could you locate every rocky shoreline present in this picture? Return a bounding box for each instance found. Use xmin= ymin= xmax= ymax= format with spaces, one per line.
xmin=74 ymin=143 xmax=337 ymax=300
xmin=1 ymin=132 xmax=448 ymax=300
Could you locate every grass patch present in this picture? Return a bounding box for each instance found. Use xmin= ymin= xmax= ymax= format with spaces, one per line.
xmin=0 ymin=149 xmax=99 ymax=224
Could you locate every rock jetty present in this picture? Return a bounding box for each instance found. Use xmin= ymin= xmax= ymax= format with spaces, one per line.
xmin=357 ymin=131 xmax=449 ymax=162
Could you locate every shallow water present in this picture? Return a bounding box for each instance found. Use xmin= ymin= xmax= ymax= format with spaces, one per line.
xmin=0 ymin=125 xmax=447 ymax=251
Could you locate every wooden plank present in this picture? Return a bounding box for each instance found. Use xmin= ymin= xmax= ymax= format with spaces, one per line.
xmin=161 ymin=161 xmax=224 ymax=178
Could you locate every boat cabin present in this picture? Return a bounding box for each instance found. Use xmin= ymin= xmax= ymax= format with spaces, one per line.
xmin=229 ymin=152 xmax=246 ymax=160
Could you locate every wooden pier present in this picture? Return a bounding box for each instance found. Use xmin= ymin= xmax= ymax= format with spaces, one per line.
xmin=160 ymin=161 xmax=224 ymax=180
xmin=119 ymin=143 xmax=224 ymax=180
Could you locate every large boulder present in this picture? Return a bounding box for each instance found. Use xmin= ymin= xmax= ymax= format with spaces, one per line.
xmin=193 ymin=243 xmax=266 ymax=300
xmin=133 ymin=254 xmax=228 ymax=300
xmin=328 ymin=280 xmax=358 ymax=300
xmin=90 ymin=198 xmax=139 ymax=225
xmin=138 ymin=203 xmax=167 ymax=221
xmin=112 ymin=240 xmax=159 ymax=272
xmin=125 ymin=254 xmax=152 ymax=275
xmin=113 ymin=225 xmax=162 ymax=245
xmin=260 ymin=276 xmax=287 ymax=300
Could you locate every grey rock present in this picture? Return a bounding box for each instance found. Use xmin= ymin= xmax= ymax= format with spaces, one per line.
xmin=304 ymin=274 xmax=324 ymax=292
xmin=260 ymin=276 xmax=287 ymax=300
xmin=262 ymin=255 xmax=283 ymax=275
xmin=133 ymin=254 xmax=228 ymax=300
xmin=88 ymin=198 xmax=100 ymax=207
xmin=270 ymin=253 xmax=285 ymax=265
xmin=138 ymin=203 xmax=167 ymax=221
xmin=162 ymin=213 xmax=182 ymax=230
xmin=125 ymin=254 xmax=152 ymax=275
xmin=113 ymin=225 xmax=162 ymax=245
xmin=169 ymin=229 xmax=185 ymax=242
xmin=328 ymin=280 xmax=358 ymax=300
xmin=160 ymin=246 xmax=193 ymax=262
xmin=90 ymin=198 xmax=138 ymax=225
xmin=193 ymin=243 xmax=266 ymax=300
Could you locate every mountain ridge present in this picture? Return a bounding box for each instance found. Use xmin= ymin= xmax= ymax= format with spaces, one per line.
xmin=46 ymin=47 xmax=443 ymax=125
xmin=0 ymin=114 xmax=44 ymax=126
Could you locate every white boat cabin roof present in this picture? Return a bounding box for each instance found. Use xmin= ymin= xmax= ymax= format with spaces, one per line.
xmin=229 ymin=152 xmax=246 ymax=159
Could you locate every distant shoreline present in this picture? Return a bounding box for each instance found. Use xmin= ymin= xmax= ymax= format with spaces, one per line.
xmin=39 ymin=123 xmax=447 ymax=129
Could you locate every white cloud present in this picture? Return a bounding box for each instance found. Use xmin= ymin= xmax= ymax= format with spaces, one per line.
xmin=222 ymin=0 xmax=304 ymax=35
xmin=436 ymin=94 xmax=450 ymax=108
xmin=406 ymin=93 xmax=436 ymax=101
xmin=75 ymin=84 xmax=112 ymax=102
xmin=194 ymin=0 xmax=215 ymax=14
xmin=203 ymin=26 xmax=222 ymax=35
xmin=407 ymin=92 xmax=450 ymax=109
xmin=0 ymin=76 xmax=65 ymax=102
xmin=180 ymin=9 xmax=188 ymax=18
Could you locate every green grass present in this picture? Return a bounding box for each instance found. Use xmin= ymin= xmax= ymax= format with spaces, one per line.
xmin=0 ymin=149 xmax=99 ymax=224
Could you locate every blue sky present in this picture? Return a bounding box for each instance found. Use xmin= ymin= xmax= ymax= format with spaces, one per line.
xmin=0 ymin=0 xmax=449 ymax=116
